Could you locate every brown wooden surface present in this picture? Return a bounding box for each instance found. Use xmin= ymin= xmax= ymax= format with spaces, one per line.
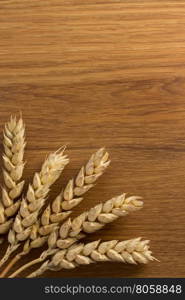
xmin=0 ymin=0 xmax=185 ymax=278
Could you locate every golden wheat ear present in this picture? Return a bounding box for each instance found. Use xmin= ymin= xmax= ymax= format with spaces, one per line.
xmin=23 ymin=193 xmax=142 ymax=268
xmin=55 ymin=193 xmax=143 ymax=249
xmin=28 ymin=148 xmax=110 ymax=249
xmin=5 ymin=149 xmax=110 ymax=277
xmin=0 ymin=147 xmax=69 ymax=273
xmin=51 ymin=147 xmax=110 ymax=214
xmin=0 ymin=116 xmax=156 ymax=279
xmin=26 ymin=238 xmax=155 ymax=278
xmin=0 ymin=116 xmax=25 ymax=235
xmin=17 ymin=193 xmax=143 ymax=275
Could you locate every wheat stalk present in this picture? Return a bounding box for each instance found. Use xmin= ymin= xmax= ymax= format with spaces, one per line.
xmin=0 ymin=116 xmax=156 ymax=279
xmin=26 ymin=238 xmax=155 ymax=278
xmin=0 ymin=148 xmax=69 ymax=273
xmin=54 ymin=193 xmax=143 ymax=249
xmin=6 ymin=149 xmax=110 ymax=277
xmin=50 ymin=147 xmax=110 ymax=215
xmin=9 ymin=193 xmax=143 ymax=277
xmin=0 ymin=116 xmax=25 ymax=235
xmin=26 ymin=148 xmax=110 ymax=248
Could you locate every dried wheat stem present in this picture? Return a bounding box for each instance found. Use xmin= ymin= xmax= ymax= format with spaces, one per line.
xmin=0 ymin=243 xmax=20 ymax=268
xmin=8 ymin=247 xmax=57 ymax=278
xmin=0 ymin=148 xmax=69 ymax=274
xmin=9 ymin=257 xmax=43 ymax=278
xmin=27 ymin=238 xmax=155 ymax=278
xmin=27 ymin=260 xmax=50 ymax=278
xmin=0 ymin=116 xmax=25 ymax=235
xmin=55 ymin=193 xmax=143 ymax=249
xmin=0 ymin=251 xmax=23 ymax=278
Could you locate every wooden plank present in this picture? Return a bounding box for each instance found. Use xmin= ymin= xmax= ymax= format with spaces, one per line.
xmin=0 ymin=0 xmax=185 ymax=278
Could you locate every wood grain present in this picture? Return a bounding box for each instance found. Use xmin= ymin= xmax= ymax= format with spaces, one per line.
xmin=0 ymin=0 xmax=185 ymax=278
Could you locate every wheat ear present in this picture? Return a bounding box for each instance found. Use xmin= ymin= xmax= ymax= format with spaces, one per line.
xmin=0 ymin=116 xmax=25 ymax=235
xmin=7 ymin=149 xmax=110 ymax=277
xmin=55 ymin=193 xmax=143 ymax=249
xmin=48 ymin=147 xmax=110 ymax=222
xmin=11 ymin=193 xmax=143 ymax=277
xmin=26 ymin=238 xmax=155 ymax=278
xmin=0 ymin=148 xmax=69 ymax=274
xmin=27 ymin=148 xmax=110 ymax=248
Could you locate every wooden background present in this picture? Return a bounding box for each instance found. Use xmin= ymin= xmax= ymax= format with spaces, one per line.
xmin=0 ymin=0 xmax=185 ymax=278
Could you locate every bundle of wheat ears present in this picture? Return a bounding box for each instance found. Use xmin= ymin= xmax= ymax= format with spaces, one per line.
xmin=0 ymin=116 xmax=156 ymax=278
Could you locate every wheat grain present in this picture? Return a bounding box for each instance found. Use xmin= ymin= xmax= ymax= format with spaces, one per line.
xmin=26 ymin=238 xmax=155 ymax=277
xmin=55 ymin=193 xmax=143 ymax=249
xmin=0 ymin=116 xmax=25 ymax=235
xmin=5 ymin=149 xmax=110 ymax=277
xmin=0 ymin=148 xmax=69 ymax=272
xmin=0 ymin=116 xmax=155 ymax=279
xmin=28 ymin=148 xmax=110 ymax=248
xmin=10 ymin=193 xmax=143 ymax=276
xmin=50 ymin=147 xmax=110 ymax=218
